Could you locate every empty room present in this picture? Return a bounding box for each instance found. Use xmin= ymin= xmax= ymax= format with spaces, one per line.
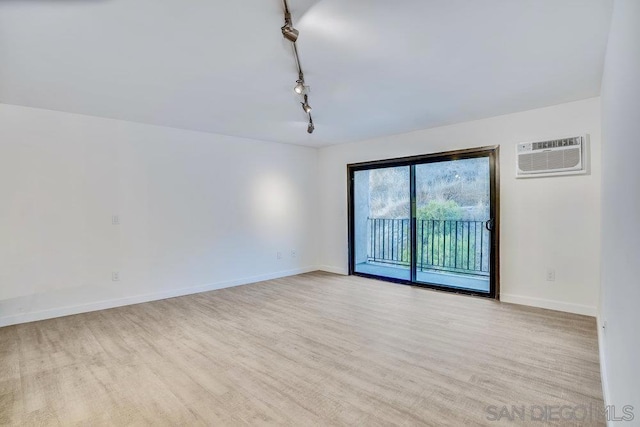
xmin=1 ymin=0 xmax=638 ymax=425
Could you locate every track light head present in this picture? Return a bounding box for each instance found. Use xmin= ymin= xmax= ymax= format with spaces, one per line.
xmin=301 ymin=94 xmax=312 ymax=113
xmin=294 ymin=79 xmax=305 ymax=94
xmin=281 ymin=23 xmax=299 ymax=42
xmin=307 ymin=114 xmax=314 ymax=134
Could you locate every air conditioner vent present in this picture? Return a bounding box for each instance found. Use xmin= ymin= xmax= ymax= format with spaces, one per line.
xmin=516 ymin=135 xmax=588 ymax=178
xmin=531 ymin=137 xmax=581 ymax=150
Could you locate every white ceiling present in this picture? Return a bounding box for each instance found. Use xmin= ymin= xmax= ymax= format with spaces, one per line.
xmin=0 ymin=0 xmax=613 ymax=146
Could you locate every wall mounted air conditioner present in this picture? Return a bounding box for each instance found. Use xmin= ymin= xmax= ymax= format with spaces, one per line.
xmin=516 ymin=135 xmax=589 ymax=178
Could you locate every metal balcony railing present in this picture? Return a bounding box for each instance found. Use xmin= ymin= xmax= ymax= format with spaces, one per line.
xmin=367 ymin=218 xmax=490 ymax=276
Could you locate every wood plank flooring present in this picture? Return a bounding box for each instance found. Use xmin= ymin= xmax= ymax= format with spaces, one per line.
xmin=0 ymin=272 xmax=604 ymax=426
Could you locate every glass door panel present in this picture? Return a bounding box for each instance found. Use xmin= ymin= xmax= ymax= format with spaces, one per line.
xmin=353 ymin=166 xmax=411 ymax=281
xmin=415 ymin=158 xmax=491 ymax=293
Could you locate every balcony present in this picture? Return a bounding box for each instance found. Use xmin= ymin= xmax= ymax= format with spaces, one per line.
xmin=356 ymin=218 xmax=490 ymax=292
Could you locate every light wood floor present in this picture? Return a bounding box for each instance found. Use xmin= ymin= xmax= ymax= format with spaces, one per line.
xmin=0 ymin=272 xmax=604 ymax=426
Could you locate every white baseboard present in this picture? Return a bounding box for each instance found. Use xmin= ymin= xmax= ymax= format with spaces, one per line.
xmin=500 ymin=293 xmax=597 ymax=316
xmin=317 ymin=265 xmax=348 ymax=275
xmin=0 ymin=266 xmax=317 ymax=328
xmin=596 ymin=314 xmax=612 ymax=426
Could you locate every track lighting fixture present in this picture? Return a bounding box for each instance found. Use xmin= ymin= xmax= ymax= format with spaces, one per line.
xmin=281 ymin=1 xmax=299 ymax=43
xmin=281 ymin=21 xmax=299 ymax=42
xmin=307 ymin=115 xmax=314 ymax=134
xmin=301 ymin=94 xmax=312 ymax=113
xmin=280 ymin=0 xmax=316 ymax=134
xmin=294 ymin=79 xmax=305 ymax=94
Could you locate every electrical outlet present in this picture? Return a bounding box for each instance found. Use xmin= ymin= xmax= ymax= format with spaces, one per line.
xmin=277 ymin=252 xmax=282 ymax=260
xmin=112 ymin=271 xmax=120 ymax=281
xmin=291 ymin=250 xmax=297 ymax=258
xmin=112 ymin=215 xmax=120 ymax=225
xmin=546 ymin=268 xmax=556 ymax=282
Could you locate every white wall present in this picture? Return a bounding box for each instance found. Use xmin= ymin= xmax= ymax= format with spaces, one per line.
xmin=0 ymin=104 xmax=318 ymax=326
xmin=318 ymin=98 xmax=601 ymax=315
xmin=599 ymin=0 xmax=640 ymax=415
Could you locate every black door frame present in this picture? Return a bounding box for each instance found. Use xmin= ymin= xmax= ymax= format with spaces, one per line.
xmin=347 ymin=146 xmax=500 ymax=299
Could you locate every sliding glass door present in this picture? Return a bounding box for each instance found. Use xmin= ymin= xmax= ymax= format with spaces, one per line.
xmin=349 ymin=147 xmax=499 ymax=298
